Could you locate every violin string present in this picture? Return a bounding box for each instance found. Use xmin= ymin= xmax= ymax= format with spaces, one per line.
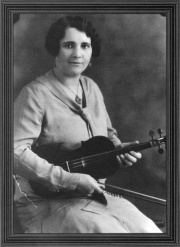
xmin=68 ymin=150 xmax=141 ymax=170
xmin=69 ymin=151 xmax=130 ymax=170
xmin=78 ymin=137 xmax=165 ymax=167
xmin=69 ymin=154 xmax=113 ymax=169
xmin=66 ymin=145 xmax=132 ymax=168
xmin=61 ymin=137 xmax=165 ymax=171
xmin=66 ymin=142 xmax=151 ymax=170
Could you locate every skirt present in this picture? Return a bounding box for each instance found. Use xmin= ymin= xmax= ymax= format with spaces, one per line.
xmin=14 ymin=188 xmax=162 ymax=233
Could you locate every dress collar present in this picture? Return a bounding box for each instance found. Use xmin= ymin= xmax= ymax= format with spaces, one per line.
xmin=36 ymin=70 xmax=97 ymax=136
xmin=36 ymin=69 xmax=88 ymax=113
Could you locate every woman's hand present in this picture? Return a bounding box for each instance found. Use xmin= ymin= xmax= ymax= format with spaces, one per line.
xmin=116 ymin=141 xmax=142 ymax=167
xmin=75 ymin=174 xmax=103 ymax=196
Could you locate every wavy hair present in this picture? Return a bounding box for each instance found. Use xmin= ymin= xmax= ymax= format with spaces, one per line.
xmin=45 ymin=16 xmax=101 ymax=58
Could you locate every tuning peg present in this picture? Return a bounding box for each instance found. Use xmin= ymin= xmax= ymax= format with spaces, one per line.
xmin=158 ymin=129 xmax=163 ymax=137
xmin=158 ymin=129 xmax=164 ymax=154
xmin=149 ymin=130 xmax=155 ymax=140
xmin=158 ymin=147 xmax=164 ymax=154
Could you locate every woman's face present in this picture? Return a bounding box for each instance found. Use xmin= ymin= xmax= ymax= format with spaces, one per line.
xmin=55 ymin=27 xmax=92 ymax=77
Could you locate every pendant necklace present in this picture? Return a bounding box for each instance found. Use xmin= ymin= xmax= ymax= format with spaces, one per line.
xmin=52 ymin=69 xmax=82 ymax=105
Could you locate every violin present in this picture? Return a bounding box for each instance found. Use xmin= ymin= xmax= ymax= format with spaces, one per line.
xmin=29 ymin=129 xmax=166 ymax=198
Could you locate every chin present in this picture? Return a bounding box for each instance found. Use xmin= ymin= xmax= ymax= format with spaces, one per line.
xmin=69 ymin=69 xmax=85 ymax=77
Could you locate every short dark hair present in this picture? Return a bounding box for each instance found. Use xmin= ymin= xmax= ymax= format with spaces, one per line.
xmin=45 ymin=16 xmax=101 ymax=58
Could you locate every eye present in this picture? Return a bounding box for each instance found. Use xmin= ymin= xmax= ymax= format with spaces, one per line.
xmin=82 ymin=43 xmax=91 ymax=49
xmin=63 ymin=43 xmax=74 ymax=49
xmin=64 ymin=44 xmax=73 ymax=48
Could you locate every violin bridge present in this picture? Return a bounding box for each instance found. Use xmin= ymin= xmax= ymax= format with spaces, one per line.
xmin=81 ymin=159 xmax=86 ymax=167
xmin=66 ymin=161 xmax=70 ymax=172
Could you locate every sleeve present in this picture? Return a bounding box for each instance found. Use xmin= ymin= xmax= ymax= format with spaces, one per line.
xmin=14 ymin=86 xmax=80 ymax=191
xmin=105 ymin=108 xmax=121 ymax=147
xmin=92 ymin=80 xmax=121 ymax=147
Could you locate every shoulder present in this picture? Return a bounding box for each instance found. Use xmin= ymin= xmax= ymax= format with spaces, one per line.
xmin=14 ymin=73 xmax=53 ymax=114
xmin=80 ymin=75 xmax=103 ymax=96
xmin=17 ymin=71 xmax=51 ymax=99
xmin=81 ymin=75 xmax=98 ymax=87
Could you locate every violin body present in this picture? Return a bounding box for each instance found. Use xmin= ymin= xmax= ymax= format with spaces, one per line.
xmin=29 ymin=136 xmax=119 ymax=197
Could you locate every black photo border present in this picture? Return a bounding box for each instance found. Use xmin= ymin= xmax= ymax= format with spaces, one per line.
xmin=1 ymin=0 xmax=180 ymax=246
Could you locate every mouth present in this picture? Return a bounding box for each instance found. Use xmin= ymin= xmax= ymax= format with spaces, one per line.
xmin=69 ymin=62 xmax=82 ymax=65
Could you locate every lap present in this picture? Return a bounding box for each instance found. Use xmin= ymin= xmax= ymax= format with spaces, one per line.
xmin=14 ymin=192 xmax=162 ymax=233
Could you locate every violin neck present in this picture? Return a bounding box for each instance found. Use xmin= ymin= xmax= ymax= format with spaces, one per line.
xmin=92 ymin=136 xmax=166 ymax=160
xmin=83 ymin=141 xmax=151 ymax=164
xmin=116 ymin=141 xmax=152 ymax=155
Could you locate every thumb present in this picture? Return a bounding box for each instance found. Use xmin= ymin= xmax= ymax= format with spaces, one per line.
xmin=120 ymin=141 xmax=139 ymax=148
xmin=94 ymin=183 xmax=103 ymax=194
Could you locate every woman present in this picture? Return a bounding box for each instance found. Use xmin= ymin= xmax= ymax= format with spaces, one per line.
xmin=14 ymin=16 xmax=162 ymax=233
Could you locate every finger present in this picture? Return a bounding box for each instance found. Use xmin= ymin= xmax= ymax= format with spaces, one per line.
xmin=120 ymin=154 xmax=133 ymax=167
xmin=117 ymin=155 xmax=129 ymax=167
xmin=117 ymin=154 xmax=135 ymax=167
xmin=124 ymin=153 xmax=137 ymax=163
xmin=116 ymin=155 xmax=124 ymax=167
xmin=87 ymin=191 xmax=94 ymax=196
xmin=90 ymin=177 xmax=103 ymax=194
xmin=94 ymin=184 xmax=103 ymax=194
xmin=120 ymin=141 xmax=139 ymax=148
xmin=130 ymin=151 xmax=142 ymax=159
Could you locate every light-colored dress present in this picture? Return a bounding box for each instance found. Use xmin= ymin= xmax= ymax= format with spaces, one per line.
xmin=14 ymin=70 xmax=162 ymax=233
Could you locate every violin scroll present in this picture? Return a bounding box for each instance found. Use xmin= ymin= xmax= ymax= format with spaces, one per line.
xmin=149 ymin=129 xmax=166 ymax=154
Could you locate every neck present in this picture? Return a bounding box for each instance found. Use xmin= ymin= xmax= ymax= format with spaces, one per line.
xmin=53 ymin=67 xmax=80 ymax=89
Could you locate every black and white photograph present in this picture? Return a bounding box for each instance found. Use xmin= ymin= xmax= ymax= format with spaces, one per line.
xmin=1 ymin=1 xmax=180 ymax=246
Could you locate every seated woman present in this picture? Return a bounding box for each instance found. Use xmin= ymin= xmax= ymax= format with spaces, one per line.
xmin=14 ymin=16 xmax=162 ymax=233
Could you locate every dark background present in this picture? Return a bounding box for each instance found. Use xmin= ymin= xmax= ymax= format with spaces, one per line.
xmin=14 ymin=13 xmax=166 ymax=224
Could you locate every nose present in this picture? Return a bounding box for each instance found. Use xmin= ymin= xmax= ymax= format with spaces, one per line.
xmin=73 ymin=46 xmax=82 ymax=58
